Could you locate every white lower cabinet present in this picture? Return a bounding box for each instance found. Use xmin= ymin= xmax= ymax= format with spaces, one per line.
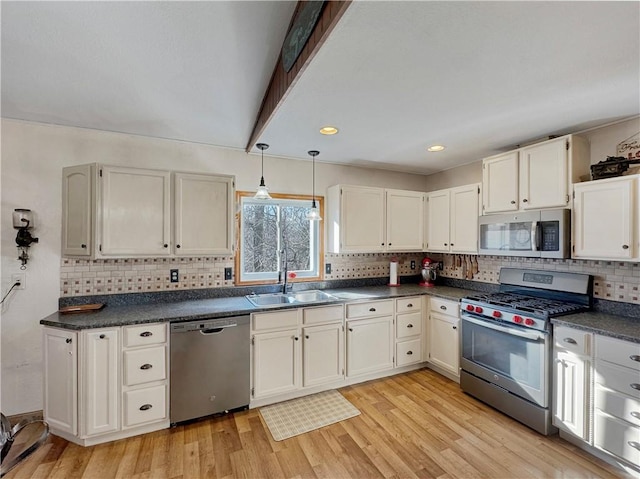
xmin=346 ymin=316 xmax=394 ymax=377
xmin=395 ymin=297 xmax=423 ymax=368
xmin=251 ymin=305 xmax=344 ymax=401
xmin=428 ymin=298 xmax=460 ymax=379
xmin=43 ymin=323 xmax=169 ymax=446
xmin=552 ymin=326 xmax=592 ymax=441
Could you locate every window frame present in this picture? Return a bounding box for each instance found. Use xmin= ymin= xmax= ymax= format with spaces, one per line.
xmin=235 ymin=191 xmax=324 ymax=286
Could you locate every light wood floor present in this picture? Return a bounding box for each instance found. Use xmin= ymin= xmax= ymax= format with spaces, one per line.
xmin=4 ymin=368 xmax=633 ymax=479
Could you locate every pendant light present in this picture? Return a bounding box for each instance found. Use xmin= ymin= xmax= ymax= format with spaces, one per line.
xmin=254 ymin=143 xmax=272 ymax=200
xmin=305 ymin=150 xmax=322 ymax=221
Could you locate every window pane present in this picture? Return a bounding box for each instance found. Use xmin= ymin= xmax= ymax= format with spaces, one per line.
xmin=281 ymin=205 xmax=311 ymax=272
xmin=242 ymin=203 xmax=278 ymax=273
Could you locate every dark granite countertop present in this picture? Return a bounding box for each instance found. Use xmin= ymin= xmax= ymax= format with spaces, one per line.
xmin=41 ymin=284 xmax=477 ymax=330
xmin=552 ymin=312 xmax=640 ymax=344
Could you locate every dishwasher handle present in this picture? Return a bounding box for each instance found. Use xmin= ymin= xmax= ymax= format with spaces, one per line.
xmin=200 ymin=323 xmax=236 ymax=335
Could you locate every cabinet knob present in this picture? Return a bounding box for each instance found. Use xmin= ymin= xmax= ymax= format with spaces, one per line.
xmin=381 ymin=243 xmax=384 ymax=246
xmin=348 ymin=327 xmax=353 ymax=332
xmin=388 ymin=243 xmax=392 ymax=246
xmin=440 ymin=305 xmax=447 ymax=310
xmin=369 ymin=308 xmax=376 ymax=312
xmin=305 ymin=335 xmax=309 ymax=339
xmin=406 ymin=351 xmax=413 ymax=355
xmin=510 ymin=200 xmax=516 ymax=204
xmin=407 ymin=304 xmax=413 ymax=308
xmin=623 ymin=245 xmax=629 ymax=250
xmin=99 ymin=334 xmax=106 ymax=339
xmin=140 ymin=331 xmax=153 ymax=337
xmin=630 ymin=355 xmax=640 ymax=362
xmin=81 ymin=244 xmax=87 ymax=249
xmin=163 ymin=244 xmax=168 ymax=248
xmin=407 ymin=324 xmax=413 ymax=328
xmin=631 ymin=383 xmax=640 ymax=391
xmin=140 ymin=363 xmax=153 ymax=370
xmin=294 ymin=336 xmax=299 ymax=341
xmin=452 ymin=325 xmax=457 ymax=330
xmin=65 ymin=338 xmax=72 ymax=344
xmin=450 ymin=243 xmax=454 ymax=246
xmin=563 ymin=338 xmax=577 ymax=345
xmin=444 ymin=243 xmax=448 ymax=246
xmin=522 ymin=199 xmax=528 ymax=203
xmin=176 ymin=244 xmax=181 ymax=249
xmin=139 ymin=404 xmax=153 ymax=411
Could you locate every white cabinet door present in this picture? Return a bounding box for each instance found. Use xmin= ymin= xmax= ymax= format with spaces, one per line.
xmin=82 ymin=328 xmax=119 ymax=437
xmin=43 ymin=328 xmax=78 ymax=435
xmin=450 ymin=184 xmax=479 ymax=253
xmin=100 ymin=166 xmax=171 ymax=256
xmin=62 ymin=164 xmax=94 ymax=256
xmin=426 ymin=189 xmax=450 ymax=252
xmin=386 ymin=189 xmax=424 ymax=251
xmin=482 ymin=152 xmax=519 ymax=213
xmin=303 ymin=323 xmax=344 ymax=388
xmin=520 ymin=138 xmax=569 ymax=210
xmin=573 ymin=177 xmax=635 ymax=260
xmin=553 ymin=350 xmax=589 ymax=441
xmin=174 ymin=172 xmax=234 ymax=255
xmin=346 ymin=316 xmax=393 ymax=377
xmin=252 ymin=329 xmax=301 ymax=398
xmin=338 ymin=186 xmax=385 ymax=252
xmin=429 ymin=312 xmax=459 ymax=377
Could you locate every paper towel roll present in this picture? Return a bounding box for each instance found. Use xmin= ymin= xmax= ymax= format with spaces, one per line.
xmin=389 ymin=261 xmax=398 ymax=286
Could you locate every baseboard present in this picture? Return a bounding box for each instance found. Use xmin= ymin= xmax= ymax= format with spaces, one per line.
xmin=6 ymin=410 xmax=43 ymax=426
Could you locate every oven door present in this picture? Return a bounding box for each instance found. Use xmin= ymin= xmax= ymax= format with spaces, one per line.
xmin=461 ymin=314 xmax=550 ymax=407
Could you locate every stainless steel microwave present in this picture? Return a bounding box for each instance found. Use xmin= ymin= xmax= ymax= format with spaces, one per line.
xmin=478 ymin=209 xmax=570 ymax=258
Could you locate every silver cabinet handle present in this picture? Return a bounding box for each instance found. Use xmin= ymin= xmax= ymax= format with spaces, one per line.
xmin=630 ymin=383 xmax=640 ymax=391
xmin=139 ymin=404 xmax=152 ymax=411
xmin=630 ymin=355 xmax=640 ymax=362
xmin=563 ymin=338 xmax=577 ymax=345
xmin=140 ymin=331 xmax=153 ymax=337
xmin=140 ymin=364 xmax=152 ymax=370
xmin=407 ymin=324 xmax=413 ymax=328
xmin=629 ymin=441 xmax=640 ymax=451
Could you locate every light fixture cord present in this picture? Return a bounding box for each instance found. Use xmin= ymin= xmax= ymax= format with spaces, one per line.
xmin=312 ymin=154 xmax=315 ymax=203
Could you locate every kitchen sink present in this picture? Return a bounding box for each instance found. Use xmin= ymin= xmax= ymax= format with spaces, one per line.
xmin=246 ymin=290 xmax=337 ymax=307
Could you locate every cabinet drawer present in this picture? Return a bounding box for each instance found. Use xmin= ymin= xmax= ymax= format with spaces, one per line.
xmin=396 ymin=312 xmax=422 ymax=339
xmin=346 ymin=300 xmax=393 ymax=319
xmin=396 ymin=297 xmax=422 ymax=314
xmin=554 ymin=326 xmax=592 ymax=356
xmin=596 ymin=361 xmax=640 ymax=400
xmin=123 ymin=323 xmax=166 ymax=348
xmin=252 ymin=310 xmax=299 ymax=331
xmin=595 ymin=384 xmax=640 ymax=428
xmin=429 ymin=297 xmax=458 ymax=316
xmin=303 ymin=305 xmax=343 ymax=325
xmin=396 ymin=338 xmax=422 ymax=367
xmin=596 ymin=335 xmax=640 ymax=372
xmin=123 ymin=346 xmax=166 ymax=386
xmin=123 ymin=385 xmax=167 ymax=428
xmin=594 ymin=410 xmax=640 ymax=467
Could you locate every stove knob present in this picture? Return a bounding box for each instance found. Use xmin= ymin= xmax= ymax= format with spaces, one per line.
xmin=474 ymin=306 xmax=483 ymax=313
xmin=492 ymin=311 xmax=502 ymax=318
xmin=513 ymin=315 xmax=523 ymax=324
xmin=466 ymin=304 xmax=474 ymax=312
xmin=525 ymin=318 xmax=535 ymax=326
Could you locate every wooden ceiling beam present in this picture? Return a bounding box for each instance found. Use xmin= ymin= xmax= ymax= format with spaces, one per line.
xmin=245 ymin=0 xmax=352 ymax=153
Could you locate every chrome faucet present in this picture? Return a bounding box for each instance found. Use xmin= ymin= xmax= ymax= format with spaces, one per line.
xmin=280 ymin=248 xmax=291 ymax=294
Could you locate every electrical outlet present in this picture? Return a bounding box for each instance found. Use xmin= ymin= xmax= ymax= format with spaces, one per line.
xmin=170 ymin=269 xmax=179 ymax=283
xmin=325 ymin=263 xmax=332 ymax=274
xmin=224 ymin=267 xmax=233 ymax=280
xmin=410 ymin=260 xmax=416 ymax=270
xmin=12 ymin=273 xmax=25 ymax=290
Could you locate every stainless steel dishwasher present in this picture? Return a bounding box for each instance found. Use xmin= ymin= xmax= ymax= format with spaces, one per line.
xmin=170 ymin=315 xmax=250 ymax=424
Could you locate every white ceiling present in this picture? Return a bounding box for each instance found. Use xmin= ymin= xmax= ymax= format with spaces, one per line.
xmin=2 ymin=1 xmax=639 ymax=175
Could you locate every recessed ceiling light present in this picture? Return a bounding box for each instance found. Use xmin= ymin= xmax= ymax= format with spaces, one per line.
xmin=320 ymin=126 xmax=339 ymax=135
xmin=427 ymin=145 xmax=445 ymax=152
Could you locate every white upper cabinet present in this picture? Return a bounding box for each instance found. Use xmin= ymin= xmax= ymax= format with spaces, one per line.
xmin=62 ymin=164 xmax=235 ymax=258
xmin=327 ymin=185 xmax=424 ymax=253
xmin=573 ymin=175 xmax=637 ymax=260
xmin=100 ymin=166 xmax=171 ymax=256
xmin=482 ymin=135 xmax=590 ymax=214
xmin=426 ymin=184 xmax=480 ymax=254
xmin=173 ymin=172 xmax=234 ymax=255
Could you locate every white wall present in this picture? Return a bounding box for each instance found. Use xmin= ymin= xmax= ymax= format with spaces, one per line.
xmin=424 ymin=116 xmax=640 ymax=191
xmin=0 ymin=119 xmax=429 ymax=415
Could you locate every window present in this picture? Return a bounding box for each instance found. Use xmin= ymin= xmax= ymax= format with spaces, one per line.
xmin=237 ymin=192 xmax=323 ymax=284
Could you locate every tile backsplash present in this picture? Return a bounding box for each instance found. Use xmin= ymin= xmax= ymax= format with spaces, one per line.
xmin=62 ymin=253 xmax=640 ymax=305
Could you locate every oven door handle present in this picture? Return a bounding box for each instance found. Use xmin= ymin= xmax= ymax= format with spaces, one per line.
xmin=462 ymin=314 xmax=546 ymax=341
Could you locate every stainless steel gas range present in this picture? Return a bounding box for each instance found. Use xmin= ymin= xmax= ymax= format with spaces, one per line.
xmin=460 ymin=268 xmax=593 ymax=435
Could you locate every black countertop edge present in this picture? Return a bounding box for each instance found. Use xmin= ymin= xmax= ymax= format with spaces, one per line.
xmin=58 ymin=275 xmax=497 ymax=308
